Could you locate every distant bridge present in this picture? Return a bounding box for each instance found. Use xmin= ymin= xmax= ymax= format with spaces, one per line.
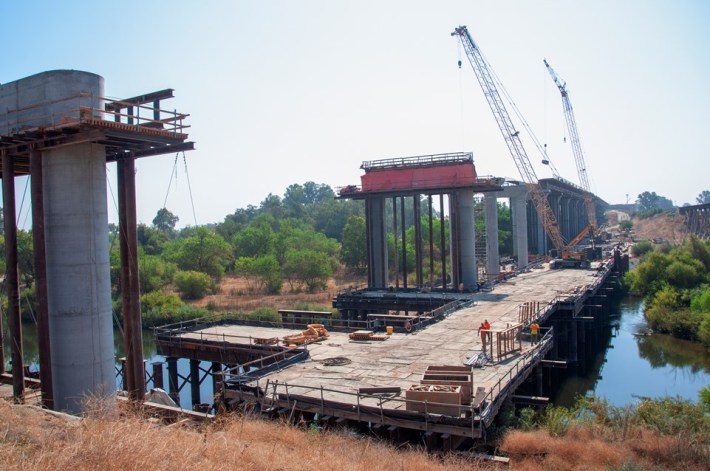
xmin=679 ymin=203 xmax=710 ymax=240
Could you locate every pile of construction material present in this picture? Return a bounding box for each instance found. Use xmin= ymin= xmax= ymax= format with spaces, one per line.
xmin=405 ymin=365 xmax=476 ymax=416
xmin=282 ymin=324 xmax=329 ymax=346
xmin=348 ymin=330 xmax=388 ymax=341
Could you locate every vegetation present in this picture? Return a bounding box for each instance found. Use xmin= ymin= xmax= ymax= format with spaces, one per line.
xmin=501 ymin=393 xmax=709 ymax=470
xmin=696 ymin=190 xmax=710 ymax=205
xmin=618 ymin=219 xmax=633 ymax=231
xmin=625 ymin=235 xmax=710 ymax=346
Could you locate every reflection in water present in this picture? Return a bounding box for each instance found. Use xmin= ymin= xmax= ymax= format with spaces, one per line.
xmin=636 ymin=334 xmax=710 ymax=374
xmin=553 ymin=296 xmax=710 ymax=407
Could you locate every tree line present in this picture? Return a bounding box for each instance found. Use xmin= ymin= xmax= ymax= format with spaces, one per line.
xmin=625 ymin=235 xmax=710 ymax=347
xmin=1 ymin=182 xmax=515 ymax=327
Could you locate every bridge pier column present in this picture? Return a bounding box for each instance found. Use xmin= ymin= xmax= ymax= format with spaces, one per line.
xmin=512 ymin=195 xmax=528 ymax=268
xmin=484 ymin=193 xmax=500 ymax=281
xmin=366 ymin=197 xmax=388 ymax=289
xmin=457 ymin=189 xmax=477 ymax=290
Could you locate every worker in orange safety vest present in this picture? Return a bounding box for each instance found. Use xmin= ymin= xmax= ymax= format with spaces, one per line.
xmin=530 ymin=322 xmax=540 ymax=345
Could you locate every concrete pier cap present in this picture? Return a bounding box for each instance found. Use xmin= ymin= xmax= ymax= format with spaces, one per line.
xmin=1 ymin=70 xmax=114 ymax=414
xmin=0 ymin=70 xmax=104 ymax=133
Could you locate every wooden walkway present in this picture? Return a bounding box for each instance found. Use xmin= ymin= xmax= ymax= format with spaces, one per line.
xmin=160 ymin=262 xmax=615 ymax=439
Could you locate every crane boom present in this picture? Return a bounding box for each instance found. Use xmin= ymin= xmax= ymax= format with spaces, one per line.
xmin=452 ymin=25 xmax=565 ymax=252
xmin=543 ymin=59 xmax=597 ymax=230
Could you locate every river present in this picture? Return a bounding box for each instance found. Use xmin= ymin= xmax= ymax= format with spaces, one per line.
xmin=3 ymin=294 xmax=709 ymax=410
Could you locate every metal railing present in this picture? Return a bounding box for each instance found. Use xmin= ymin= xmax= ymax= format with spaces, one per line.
xmin=478 ymin=327 xmax=554 ymax=426
xmin=360 ymin=152 xmax=473 ymax=170
xmin=0 ymin=92 xmax=188 ymax=136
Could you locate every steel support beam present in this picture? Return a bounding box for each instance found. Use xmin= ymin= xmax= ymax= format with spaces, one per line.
xmin=2 ymin=151 xmax=24 ymax=400
xmin=30 ymin=149 xmax=53 ymax=409
xmin=118 ymin=156 xmax=145 ymax=400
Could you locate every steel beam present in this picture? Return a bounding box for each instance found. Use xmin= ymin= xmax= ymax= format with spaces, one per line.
xmin=118 ymin=156 xmax=145 ymax=400
xmin=31 ymin=149 xmax=53 ymax=409
xmin=2 ymin=151 xmax=24 ymax=400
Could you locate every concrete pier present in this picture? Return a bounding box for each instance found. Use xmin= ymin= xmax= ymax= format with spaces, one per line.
xmin=44 ymin=142 xmax=115 ymax=413
xmin=457 ymin=189 xmax=477 ymax=289
xmin=484 ymin=193 xmax=500 ymax=280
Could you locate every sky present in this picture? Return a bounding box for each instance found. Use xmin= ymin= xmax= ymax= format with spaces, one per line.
xmin=1 ymin=1 xmax=709 ymax=228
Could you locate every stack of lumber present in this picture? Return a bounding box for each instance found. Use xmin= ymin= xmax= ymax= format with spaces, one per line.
xmin=348 ymin=330 xmax=388 ymax=341
xmin=282 ymin=324 xmax=329 ymax=345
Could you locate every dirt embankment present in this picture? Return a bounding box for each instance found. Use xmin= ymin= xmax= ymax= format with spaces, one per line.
xmin=629 ymin=211 xmax=688 ymax=245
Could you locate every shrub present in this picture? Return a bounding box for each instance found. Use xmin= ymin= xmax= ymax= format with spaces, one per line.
xmin=174 ymin=270 xmax=214 ymax=300
xmin=631 ymin=240 xmax=654 ymax=257
xmin=619 ymin=219 xmax=633 ymax=231
xmin=249 ymin=307 xmax=280 ymax=322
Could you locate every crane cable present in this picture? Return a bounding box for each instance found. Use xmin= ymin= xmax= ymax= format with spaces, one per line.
xmin=163 ymin=151 xmax=198 ymax=227
xmin=477 ymin=48 xmax=562 ymax=179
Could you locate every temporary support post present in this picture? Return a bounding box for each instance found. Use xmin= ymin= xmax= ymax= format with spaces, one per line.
xmin=393 ymin=197 xmax=399 ymax=288
xmin=211 ymin=362 xmax=222 ymax=393
xmin=413 ymin=195 xmax=423 ymax=287
xmin=428 ymin=194 xmax=434 ymax=287
xmin=440 ymin=194 xmax=446 ymax=289
xmin=118 ymin=156 xmax=145 ymax=400
xmin=570 ymin=321 xmax=578 ymax=363
xmin=2 ymin=151 xmax=25 ymax=401
xmin=167 ymin=357 xmax=179 ymax=403
xmin=30 ymin=148 xmax=54 ymax=409
xmin=151 ymin=362 xmax=164 ymax=390
xmin=190 ymin=359 xmax=201 ymax=406
xmin=400 ymin=196 xmax=407 ymax=288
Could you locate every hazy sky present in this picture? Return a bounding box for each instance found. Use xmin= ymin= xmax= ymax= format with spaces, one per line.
xmin=2 ymin=1 xmax=708 ymax=228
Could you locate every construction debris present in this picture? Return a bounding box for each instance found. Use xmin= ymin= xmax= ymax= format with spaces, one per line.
xmin=282 ymin=324 xmax=329 ymax=346
xmin=348 ymin=330 xmax=389 ymax=341
xmin=465 ymin=352 xmax=492 ymax=368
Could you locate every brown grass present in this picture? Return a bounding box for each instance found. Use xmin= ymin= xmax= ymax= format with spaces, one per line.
xmin=3 ymin=398 xmax=708 ymax=470
xmin=0 ymin=400 xmax=491 ymax=471
xmin=500 ymin=423 xmax=709 ymax=471
xmin=191 ymin=269 xmax=367 ymax=313
xmin=631 ymin=212 xmax=688 ymax=246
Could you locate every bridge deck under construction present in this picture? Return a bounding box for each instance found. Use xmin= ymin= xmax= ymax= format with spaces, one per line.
xmin=156 ymin=262 xmax=615 ymax=441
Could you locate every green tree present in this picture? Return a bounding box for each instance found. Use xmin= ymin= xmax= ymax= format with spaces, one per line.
xmin=696 ymin=190 xmax=710 ymax=205
xmin=137 ymin=224 xmax=169 ymax=255
xmin=283 ymin=249 xmax=332 ymax=292
xmin=174 ymin=270 xmax=214 ymax=299
xmin=152 ymin=207 xmax=179 ymax=236
xmin=139 ymin=253 xmax=177 ymax=294
xmin=340 ymin=215 xmax=367 ymax=273
xmin=234 ymin=255 xmax=281 ymax=293
xmin=164 ymin=227 xmax=232 ymax=280
xmin=619 ymin=219 xmax=633 ymax=231
xmin=233 ymin=216 xmax=277 ymax=258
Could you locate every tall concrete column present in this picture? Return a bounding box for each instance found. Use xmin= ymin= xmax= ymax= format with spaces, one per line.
xmin=484 ymin=193 xmax=499 ymax=281
xmin=44 ymin=142 xmax=115 ymax=413
xmin=457 ymin=189 xmax=476 ymax=290
xmin=367 ymin=197 xmax=388 ymax=289
xmin=512 ymin=195 xmax=528 ymax=269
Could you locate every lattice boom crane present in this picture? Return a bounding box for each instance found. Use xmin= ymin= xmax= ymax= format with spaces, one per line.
xmin=451 ymin=25 xmax=565 ymax=252
xmin=543 ymin=59 xmax=597 ymax=230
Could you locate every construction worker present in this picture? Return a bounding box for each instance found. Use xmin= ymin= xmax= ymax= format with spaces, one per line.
xmin=530 ymin=322 xmax=540 ymax=345
xmin=478 ymin=319 xmax=491 ymax=350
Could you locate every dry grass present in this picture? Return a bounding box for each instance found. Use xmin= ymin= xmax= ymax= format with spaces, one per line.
xmin=3 ymin=398 xmax=708 ymax=470
xmin=500 ymin=423 xmax=709 ymax=471
xmin=0 ymin=400 xmax=491 ymax=471
xmin=191 ymin=270 xmax=367 ymax=313
xmin=631 ymin=212 xmax=688 ymax=246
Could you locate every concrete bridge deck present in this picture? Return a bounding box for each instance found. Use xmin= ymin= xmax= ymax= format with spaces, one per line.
xmin=157 ymin=261 xmax=615 ymax=440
